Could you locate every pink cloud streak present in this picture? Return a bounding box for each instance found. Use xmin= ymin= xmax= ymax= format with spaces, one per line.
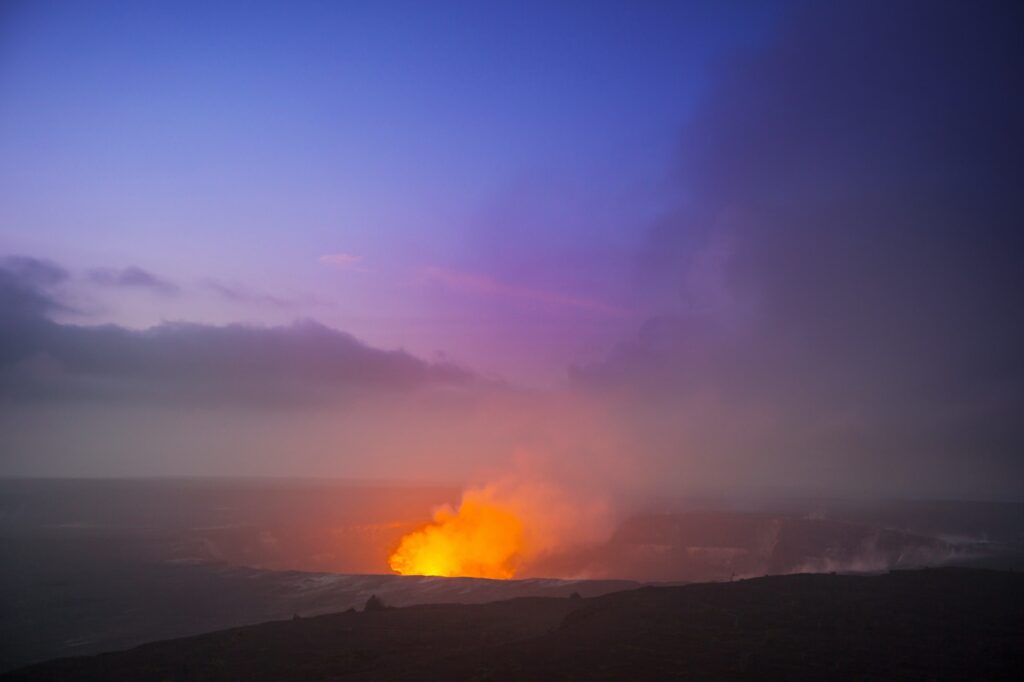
xmin=419 ymin=266 xmax=629 ymax=317
xmin=319 ymin=253 xmax=370 ymax=272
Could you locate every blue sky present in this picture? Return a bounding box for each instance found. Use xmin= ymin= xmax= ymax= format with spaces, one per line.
xmin=0 ymin=0 xmax=780 ymax=383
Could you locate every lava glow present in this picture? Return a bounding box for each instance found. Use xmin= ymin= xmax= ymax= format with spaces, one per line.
xmin=389 ymin=487 xmax=526 ymax=579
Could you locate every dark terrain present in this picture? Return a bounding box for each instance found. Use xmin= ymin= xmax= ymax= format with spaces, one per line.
xmin=0 ymin=536 xmax=634 ymax=672
xmin=3 ymin=479 xmax=1022 ymax=672
xmin=5 ymin=569 xmax=1022 ymax=681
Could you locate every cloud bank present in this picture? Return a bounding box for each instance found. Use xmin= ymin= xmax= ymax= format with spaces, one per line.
xmin=1 ymin=259 xmax=473 ymax=406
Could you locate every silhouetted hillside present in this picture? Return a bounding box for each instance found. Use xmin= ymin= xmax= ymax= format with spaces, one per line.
xmin=6 ymin=569 xmax=1022 ymax=681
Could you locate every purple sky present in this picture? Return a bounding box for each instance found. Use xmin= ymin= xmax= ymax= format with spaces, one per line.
xmin=0 ymin=0 xmax=777 ymax=385
xmin=1 ymin=1 xmax=1022 ymax=499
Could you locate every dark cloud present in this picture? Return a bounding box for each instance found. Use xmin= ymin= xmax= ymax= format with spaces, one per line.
xmin=0 ymin=259 xmax=473 ymax=406
xmin=0 ymin=256 xmax=69 ymax=288
xmin=0 ymin=256 xmax=71 ymax=323
xmin=88 ymin=266 xmax=179 ymax=295
xmin=574 ymin=1 xmax=1024 ymax=497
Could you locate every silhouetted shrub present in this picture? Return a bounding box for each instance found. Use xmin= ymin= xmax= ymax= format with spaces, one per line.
xmin=364 ymin=594 xmax=387 ymax=612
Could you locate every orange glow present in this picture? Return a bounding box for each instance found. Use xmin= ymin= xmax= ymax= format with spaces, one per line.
xmin=389 ymin=486 xmax=526 ymax=579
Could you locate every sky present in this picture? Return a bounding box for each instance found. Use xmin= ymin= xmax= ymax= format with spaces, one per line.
xmin=1 ymin=1 xmax=1022 ymax=500
xmin=0 ymin=0 xmax=775 ymax=383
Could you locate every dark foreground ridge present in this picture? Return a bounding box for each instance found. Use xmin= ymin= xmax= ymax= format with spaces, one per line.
xmin=5 ymin=569 xmax=1023 ymax=681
